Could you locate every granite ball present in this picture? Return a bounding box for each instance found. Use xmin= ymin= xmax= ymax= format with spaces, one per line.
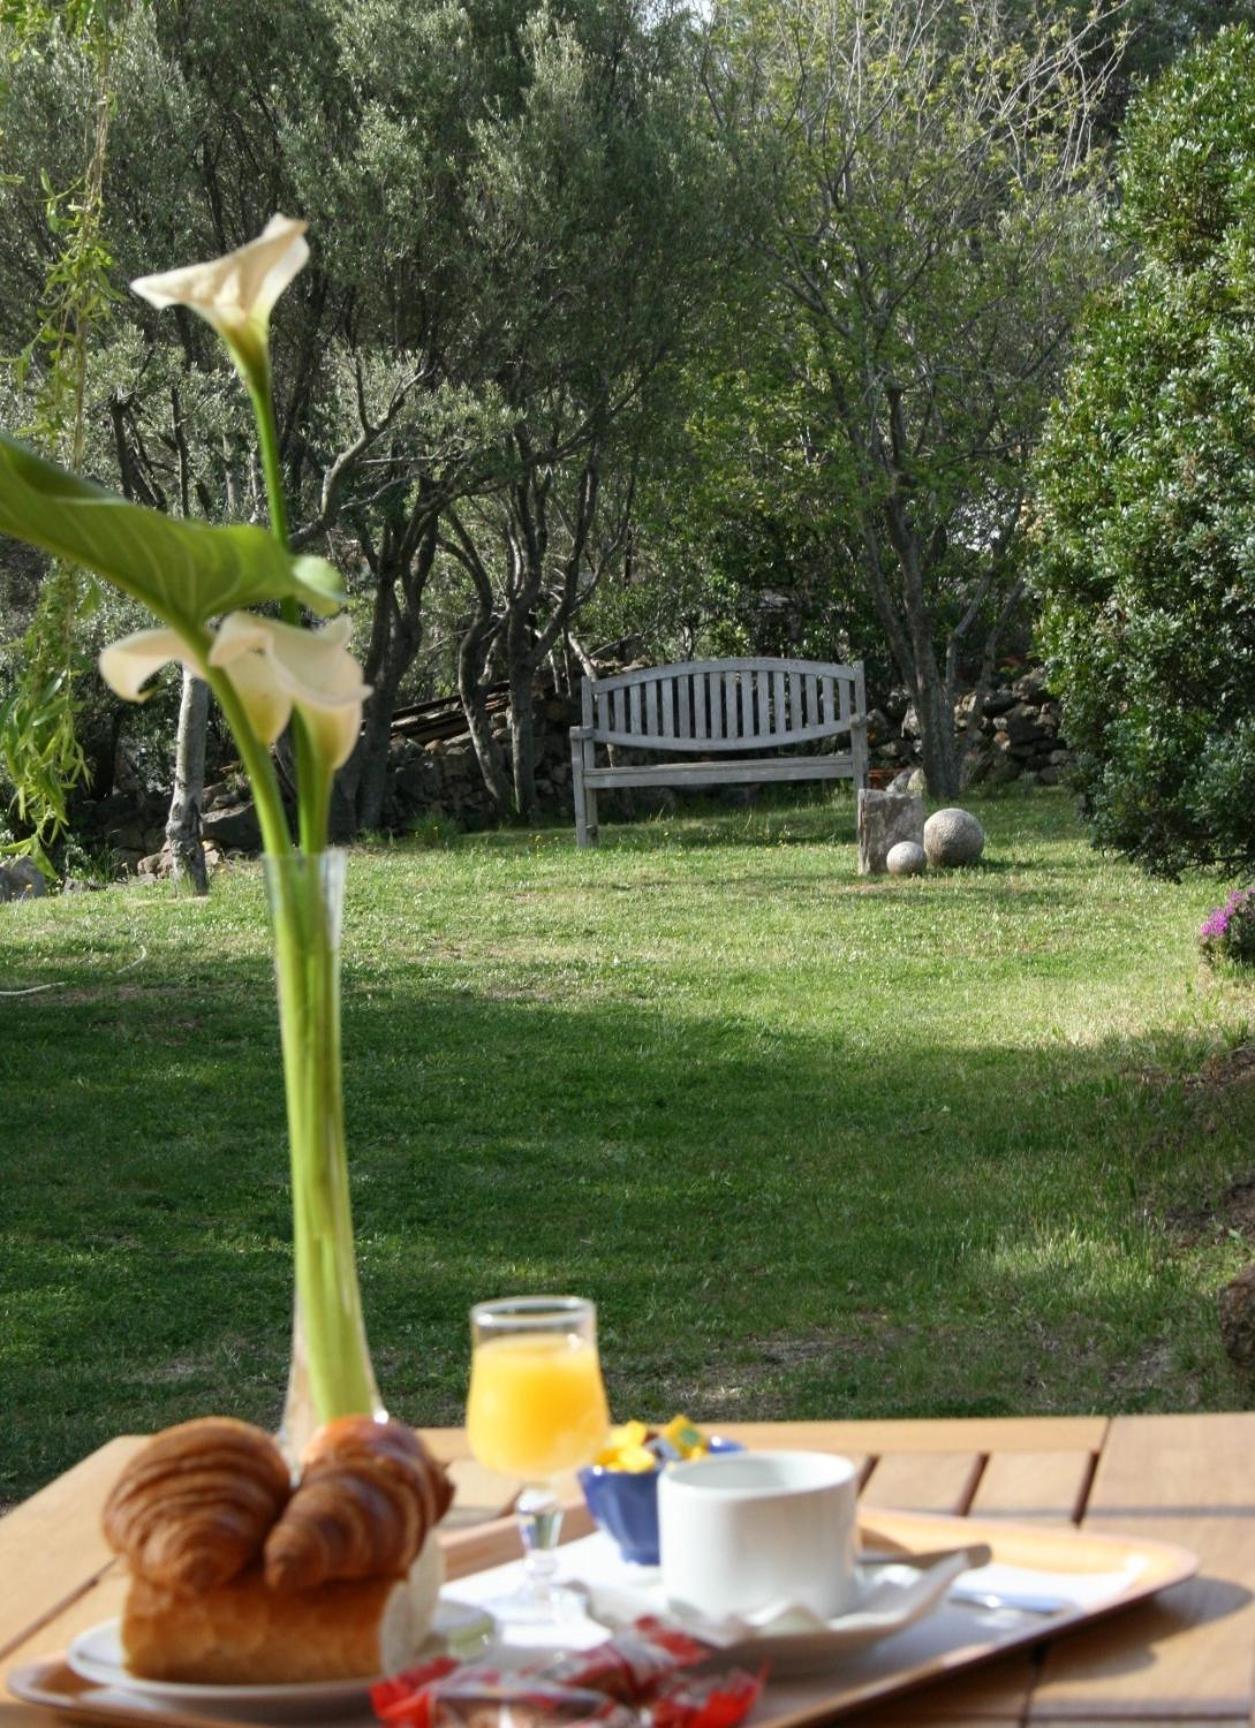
xmin=886 ymin=841 xmax=927 ymax=877
xmin=923 ymin=807 xmax=985 ymax=867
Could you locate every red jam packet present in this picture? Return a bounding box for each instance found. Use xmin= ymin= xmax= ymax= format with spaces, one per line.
xmin=373 ymin=1671 xmax=634 ymax=1728
xmin=540 ymin=1619 xmax=716 ymax=1703
xmin=649 ymin=1668 xmax=766 ymax=1728
xmin=372 ymin=1618 xmax=765 ymax=1728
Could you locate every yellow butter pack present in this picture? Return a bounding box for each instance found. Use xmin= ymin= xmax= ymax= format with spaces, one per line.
xmin=595 ymin=1414 xmax=710 ymax=1470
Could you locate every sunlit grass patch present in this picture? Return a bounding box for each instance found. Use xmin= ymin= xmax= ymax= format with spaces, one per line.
xmin=1 ymin=788 xmax=1252 ymax=1499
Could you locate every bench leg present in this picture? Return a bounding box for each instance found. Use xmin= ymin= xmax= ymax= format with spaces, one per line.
xmin=571 ymin=737 xmax=599 ymax=847
xmin=572 ymin=754 xmax=589 ymax=847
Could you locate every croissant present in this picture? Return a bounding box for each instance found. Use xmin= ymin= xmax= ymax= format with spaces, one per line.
xmin=103 ymin=1417 xmax=291 ymax=1592
xmin=263 ymin=1416 xmax=453 ymax=1592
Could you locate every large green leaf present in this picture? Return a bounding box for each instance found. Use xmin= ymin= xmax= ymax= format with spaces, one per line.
xmin=0 ymin=434 xmax=343 ymax=632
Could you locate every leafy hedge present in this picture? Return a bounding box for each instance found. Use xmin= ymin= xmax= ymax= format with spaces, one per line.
xmin=1034 ymin=27 xmax=1255 ymax=877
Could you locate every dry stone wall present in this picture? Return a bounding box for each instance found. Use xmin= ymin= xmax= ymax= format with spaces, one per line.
xmin=866 ymin=666 xmax=1070 ymax=787
xmin=67 ymin=667 xmax=1069 ymax=876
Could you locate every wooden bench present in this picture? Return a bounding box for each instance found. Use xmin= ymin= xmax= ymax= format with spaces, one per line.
xmin=569 ymin=657 xmax=869 ymax=846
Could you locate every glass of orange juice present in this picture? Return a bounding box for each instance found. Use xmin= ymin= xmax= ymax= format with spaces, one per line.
xmin=467 ymin=1295 xmax=610 ymax=1624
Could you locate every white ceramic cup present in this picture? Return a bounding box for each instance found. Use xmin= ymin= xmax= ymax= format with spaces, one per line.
xmin=658 ymin=1449 xmax=859 ymax=1622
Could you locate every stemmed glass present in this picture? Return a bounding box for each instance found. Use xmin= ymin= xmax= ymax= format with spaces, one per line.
xmin=466 ymin=1296 xmax=610 ymax=1627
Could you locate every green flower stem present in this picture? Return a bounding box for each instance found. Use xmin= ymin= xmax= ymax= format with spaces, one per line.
xmin=204 ymin=660 xmax=373 ymax=1418
xmin=265 ymin=851 xmax=378 ymax=1424
xmin=199 ymin=650 xmax=291 ymax=860
xmin=246 ymin=361 xmax=292 ymax=553
xmin=246 ymin=358 xmax=332 ymax=856
xmin=236 ymin=347 xmax=376 ymax=1430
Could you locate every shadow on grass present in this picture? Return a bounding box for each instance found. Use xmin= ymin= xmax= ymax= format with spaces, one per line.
xmin=4 ymin=953 xmax=1253 ymax=1498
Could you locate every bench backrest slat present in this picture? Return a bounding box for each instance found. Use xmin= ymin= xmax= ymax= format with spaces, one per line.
xmin=583 ymin=658 xmax=863 ymax=754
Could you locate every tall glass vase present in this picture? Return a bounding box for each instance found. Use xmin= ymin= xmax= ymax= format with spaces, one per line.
xmin=264 ymin=849 xmax=383 ymax=1466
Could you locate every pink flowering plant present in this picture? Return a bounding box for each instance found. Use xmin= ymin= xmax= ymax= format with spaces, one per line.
xmin=1199 ymin=889 xmax=1255 ymax=966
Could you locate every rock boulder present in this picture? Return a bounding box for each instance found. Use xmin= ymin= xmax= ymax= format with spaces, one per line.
xmin=858 ymin=789 xmax=925 ymax=875
xmin=886 ymin=841 xmax=927 ymax=877
xmin=1220 ymin=1264 xmax=1255 ymax=1372
xmin=923 ymin=807 xmax=985 ymax=867
xmin=0 ymin=858 xmax=47 ymax=901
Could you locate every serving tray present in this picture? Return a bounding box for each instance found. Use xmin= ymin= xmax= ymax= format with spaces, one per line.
xmin=7 ymin=1506 xmax=1198 ymax=1727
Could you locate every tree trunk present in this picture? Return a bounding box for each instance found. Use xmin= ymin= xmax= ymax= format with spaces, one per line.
xmin=354 ymin=666 xmax=404 ymax=833
xmin=881 ymin=491 xmax=961 ymax=800
xmin=165 ymin=670 xmax=209 ymax=894
xmin=448 ymin=523 xmax=513 ymax=814
xmin=343 ymin=509 xmax=438 ymax=836
xmin=914 ymin=656 xmax=960 ymax=800
xmin=959 ymin=577 xmax=1026 ymax=789
xmin=458 ymin=649 xmax=512 ymax=812
xmin=508 ymin=659 xmax=540 ymax=824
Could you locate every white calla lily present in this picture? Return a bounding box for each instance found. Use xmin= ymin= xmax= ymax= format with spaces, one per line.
xmin=99 ymin=628 xmax=206 ymax=704
xmin=99 ymin=611 xmax=369 ymax=773
xmin=208 ymin=612 xmax=370 ymax=771
xmin=130 ymin=216 xmax=309 ymax=378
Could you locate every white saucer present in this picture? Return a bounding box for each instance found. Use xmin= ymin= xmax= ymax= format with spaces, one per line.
xmin=582 ymin=1549 xmax=984 ymax=1675
xmin=67 ymin=1598 xmax=494 ymax=1721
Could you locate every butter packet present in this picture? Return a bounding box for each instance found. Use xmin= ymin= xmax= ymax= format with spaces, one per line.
xmin=594 ymin=1416 xmax=710 ymax=1472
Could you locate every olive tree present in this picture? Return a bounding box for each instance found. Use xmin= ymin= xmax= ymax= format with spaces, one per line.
xmin=706 ymin=0 xmax=1116 ymax=796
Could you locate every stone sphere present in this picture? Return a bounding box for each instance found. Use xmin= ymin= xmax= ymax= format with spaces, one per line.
xmin=923 ymin=807 xmax=985 ymax=867
xmin=886 ymin=841 xmax=927 ymax=877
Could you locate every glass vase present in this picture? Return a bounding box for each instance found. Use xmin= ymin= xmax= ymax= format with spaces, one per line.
xmin=263 ymin=849 xmax=383 ymax=1465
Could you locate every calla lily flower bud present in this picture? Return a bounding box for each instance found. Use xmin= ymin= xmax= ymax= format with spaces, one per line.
xmin=131 ymin=216 xmax=309 ymax=383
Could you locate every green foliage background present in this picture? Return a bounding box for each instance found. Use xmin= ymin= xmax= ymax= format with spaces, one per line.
xmin=1035 ymin=26 xmax=1255 ymax=877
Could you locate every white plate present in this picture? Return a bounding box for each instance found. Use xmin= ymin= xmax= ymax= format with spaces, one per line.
xmin=67 ymin=1598 xmax=494 ymax=1721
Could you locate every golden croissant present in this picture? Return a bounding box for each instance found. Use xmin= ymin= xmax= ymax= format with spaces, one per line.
xmin=103 ymin=1413 xmax=453 ymax=1684
xmin=263 ymin=1416 xmax=454 ymax=1591
xmin=102 ymin=1416 xmax=291 ymax=1591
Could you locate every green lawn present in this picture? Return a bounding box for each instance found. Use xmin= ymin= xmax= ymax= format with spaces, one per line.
xmin=2 ymin=790 xmax=1253 ymax=1502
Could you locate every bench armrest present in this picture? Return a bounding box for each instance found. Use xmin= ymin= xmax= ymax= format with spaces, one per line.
xmin=570 ymin=724 xmax=595 ymax=741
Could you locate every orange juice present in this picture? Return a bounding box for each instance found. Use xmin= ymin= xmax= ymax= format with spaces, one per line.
xmin=466 ymin=1331 xmax=610 ymax=1479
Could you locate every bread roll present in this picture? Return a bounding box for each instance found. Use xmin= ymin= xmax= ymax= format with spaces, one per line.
xmin=121 ymin=1536 xmax=446 ymax=1684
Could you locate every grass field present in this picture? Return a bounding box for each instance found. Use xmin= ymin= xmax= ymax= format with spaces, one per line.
xmin=2 ymin=789 xmax=1253 ymax=1502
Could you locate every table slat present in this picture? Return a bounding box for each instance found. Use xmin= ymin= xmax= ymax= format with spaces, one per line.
xmin=443 ymin=1460 xmax=518 ymax=1527
xmin=848 ymin=1438 xmax=1102 ymax=1727
xmin=1 ymin=1570 xmax=127 ymax=1705
xmin=0 ymin=1438 xmax=140 ymax=1661
xmin=860 ymin=1452 xmax=983 ymax=1515
xmin=715 ymin=1419 xmax=1106 ymax=1455
xmin=969 ymin=1451 xmax=1097 ymax=1525
xmin=1028 ymin=1412 xmax=1255 ymax=1720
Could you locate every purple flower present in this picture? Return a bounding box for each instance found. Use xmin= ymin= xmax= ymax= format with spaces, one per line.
xmin=1201 ymin=885 xmax=1255 ymax=963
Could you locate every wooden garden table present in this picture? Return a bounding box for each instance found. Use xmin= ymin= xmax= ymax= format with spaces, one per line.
xmin=1 ymin=1413 xmax=1252 ymax=1727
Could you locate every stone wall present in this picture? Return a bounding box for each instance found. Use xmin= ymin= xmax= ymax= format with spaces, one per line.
xmin=866 ymin=666 xmax=1070 ymax=787
xmin=383 ymin=694 xmax=577 ymax=829
xmin=69 ymin=667 xmax=1069 ymax=876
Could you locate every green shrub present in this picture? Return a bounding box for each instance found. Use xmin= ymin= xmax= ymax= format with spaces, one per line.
xmin=1034 ymin=27 xmax=1255 ymax=878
